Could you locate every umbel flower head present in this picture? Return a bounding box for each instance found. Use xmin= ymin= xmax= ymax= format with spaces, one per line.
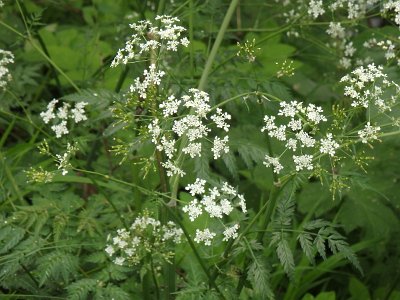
xmin=0 ymin=49 xmax=14 ymax=89
xmin=182 ymin=179 xmax=247 ymax=246
xmin=111 ymin=15 xmax=189 ymax=67
xmin=106 ymin=212 xmax=183 ymax=266
xmin=40 ymin=99 xmax=88 ymax=138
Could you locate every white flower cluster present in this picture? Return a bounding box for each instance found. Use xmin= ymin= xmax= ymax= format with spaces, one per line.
xmin=182 ymin=179 xmax=246 ymax=246
xmin=358 ymin=122 xmax=381 ymax=144
xmin=111 ymin=15 xmax=189 ymax=67
xmin=340 ymin=64 xmax=398 ymax=111
xmin=329 ymin=0 xmax=381 ymax=19
xmin=148 ymin=88 xmax=231 ymax=177
xmin=129 ymin=64 xmax=165 ymax=99
xmin=40 ymin=99 xmax=88 ymax=138
xmin=364 ymin=38 xmax=398 ymax=65
xmin=105 ymin=214 xmax=183 ymax=266
xmin=326 ymin=22 xmax=346 ymax=39
xmin=308 ymin=0 xmax=325 ymax=19
xmin=55 ymin=142 xmax=78 ymax=175
xmin=261 ymin=100 xmax=339 ymax=173
xmin=0 ymin=49 xmax=14 ymax=89
xmin=383 ymin=0 xmax=400 ymax=27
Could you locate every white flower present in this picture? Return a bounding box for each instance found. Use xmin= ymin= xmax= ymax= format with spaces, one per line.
xmin=296 ymin=130 xmax=316 ymax=148
xmin=70 ymin=102 xmax=88 ymax=123
xmin=211 ymin=136 xmax=229 ymax=159
xmin=293 ymin=154 xmax=314 ymax=171
xmin=237 ymin=194 xmax=247 ymax=213
xmin=114 ymin=257 xmax=125 ymax=266
xmin=40 ymin=99 xmax=58 ymax=124
xmin=278 ymin=100 xmax=302 ymax=118
xmin=129 ymin=64 xmax=165 ymax=99
xmin=57 ymin=102 xmax=70 ymax=119
xmin=51 ymin=121 xmax=69 ymax=138
xmin=261 ymin=115 xmax=277 ymax=132
xmin=158 ymin=137 xmax=176 ymax=159
xmin=148 ymin=119 xmax=162 ymax=144
xmin=182 ymin=199 xmax=203 ymax=221
xmin=162 ymin=160 xmax=186 ymax=177
xmin=358 ymin=122 xmax=380 ymax=143
xmin=222 ymin=224 xmax=239 ymax=241
xmin=286 ymin=138 xmax=297 ymax=151
xmin=211 ymin=108 xmax=231 ymax=131
xmin=308 ymin=0 xmax=325 ymax=19
xmin=182 ymin=88 xmax=211 ymax=118
xmin=159 ymin=95 xmax=181 ymax=117
xmin=0 ymin=49 xmax=14 ymax=89
xmin=185 ymin=178 xmax=206 ymax=196
xmin=305 ymin=104 xmax=327 ymax=124
xmin=326 ymin=22 xmax=345 ymax=39
xmin=288 ymin=118 xmax=302 ymax=131
xmin=221 ymin=182 xmax=237 ymax=196
xmin=111 ymin=16 xmax=188 ymax=67
xmin=105 ymin=245 xmax=115 ymax=256
xmin=320 ymin=133 xmax=340 ymax=156
xmin=263 ymin=155 xmax=283 ymax=174
xmin=194 ymin=228 xmax=216 ymax=246
xmin=270 ymin=125 xmax=287 ymax=141
xmin=182 ymin=142 xmax=202 ymax=158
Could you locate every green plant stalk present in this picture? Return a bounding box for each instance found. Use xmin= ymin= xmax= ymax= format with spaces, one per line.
xmin=284 ymin=239 xmax=377 ymax=300
xmin=16 ymin=0 xmax=80 ymax=93
xmin=170 ymin=0 xmax=240 ymax=205
xmin=164 ymin=204 xmax=226 ymax=299
xmin=209 ymin=176 xmax=292 ymax=286
xmin=236 ymin=134 xmax=281 ymax=294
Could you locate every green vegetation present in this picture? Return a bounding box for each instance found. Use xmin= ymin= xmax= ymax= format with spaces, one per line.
xmin=1 ymin=1 xmax=399 ymax=299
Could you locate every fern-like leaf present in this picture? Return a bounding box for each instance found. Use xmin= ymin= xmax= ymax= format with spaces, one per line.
xmin=67 ymin=278 xmax=98 ymax=300
xmin=298 ymin=233 xmax=315 ymax=264
xmin=247 ymin=256 xmax=275 ymax=300
xmin=276 ymin=238 xmax=295 ymax=278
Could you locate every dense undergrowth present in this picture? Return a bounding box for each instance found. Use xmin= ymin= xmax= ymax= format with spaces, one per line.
xmin=1 ymin=0 xmax=400 ymax=299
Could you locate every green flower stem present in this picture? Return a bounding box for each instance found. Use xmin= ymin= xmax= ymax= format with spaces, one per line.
xmin=164 ymin=204 xmax=226 ymax=299
xmin=198 ymin=0 xmax=240 ymax=91
xmin=170 ymin=0 xmax=240 ymax=202
xmin=16 ymin=0 xmax=80 ymax=93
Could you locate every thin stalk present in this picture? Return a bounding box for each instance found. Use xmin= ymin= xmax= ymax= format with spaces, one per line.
xmin=150 ymin=257 xmax=161 ymax=300
xmin=198 ymin=0 xmax=239 ymax=91
xmin=164 ymin=204 xmax=226 ymax=299
xmin=236 ymin=135 xmax=282 ymax=294
xmin=170 ymin=0 xmax=240 ymax=203
xmin=16 ymin=0 xmax=80 ymax=92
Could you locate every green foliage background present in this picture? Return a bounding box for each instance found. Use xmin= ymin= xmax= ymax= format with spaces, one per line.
xmin=0 ymin=0 xmax=399 ymax=299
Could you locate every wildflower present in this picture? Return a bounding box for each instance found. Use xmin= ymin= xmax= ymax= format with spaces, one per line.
xmin=320 ymin=133 xmax=340 ymax=156
xmin=111 ymin=15 xmax=189 ymax=67
xmin=211 ymin=108 xmax=231 ymax=132
xmin=326 ymin=22 xmax=345 ymax=39
xmin=212 ymin=136 xmax=229 ymax=159
xmin=106 ymin=213 xmax=182 ymax=266
xmin=182 ymin=142 xmax=202 ymax=158
xmin=358 ymin=122 xmax=380 ymax=143
xmin=162 ymin=160 xmax=186 ymax=177
xmin=0 ymin=49 xmax=14 ymax=89
xmin=129 ymin=64 xmax=165 ymax=99
xmin=194 ymin=228 xmax=216 ymax=246
xmin=263 ymin=155 xmax=284 ymax=174
xmin=41 ymin=99 xmax=89 ymax=138
xmin=185 ymin=178 xmax=206 ymax=196
xmin=293 ymin=154 xmax=314 ymax=171
xmin=182 ymin=179 xmax=247 ymax=245
xmin=223 ymin=224 xmax=240 ymax=241
xmin=159 ymin=95 xmax=181 ymax=117
xmin=308 ymin=0 xmax=325 ymax=19
xmin=71 ymin=102 xmax=88 ymax=123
